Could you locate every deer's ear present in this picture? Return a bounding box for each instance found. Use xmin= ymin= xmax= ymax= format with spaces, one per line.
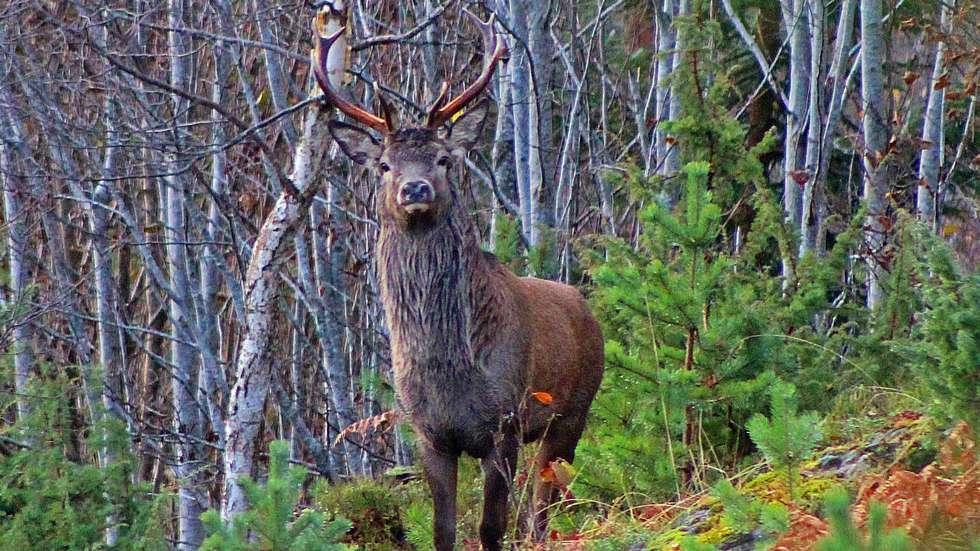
xmin=328 ymin=121 xmax=382 ymax=165
xmin=446 ymin=99 xmax=490 ymax=156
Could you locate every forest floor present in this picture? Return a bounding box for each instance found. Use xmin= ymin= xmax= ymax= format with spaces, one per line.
xmin=538 ymin=414 xmax=979 ymax=550
xmin=328 ymin=412 xmax=979 ymax=550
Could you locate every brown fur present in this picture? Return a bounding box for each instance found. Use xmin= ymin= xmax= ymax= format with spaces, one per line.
xmin=328 ymin=107 xmax=604 ymax=550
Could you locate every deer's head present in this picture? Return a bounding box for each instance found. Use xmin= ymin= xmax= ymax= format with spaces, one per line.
xmin=313 ymin=11 xmax=507 ymax=229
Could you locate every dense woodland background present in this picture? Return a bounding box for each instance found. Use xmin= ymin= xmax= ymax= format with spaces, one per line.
xmin=0 ymin=0 xmax=977 ymax=549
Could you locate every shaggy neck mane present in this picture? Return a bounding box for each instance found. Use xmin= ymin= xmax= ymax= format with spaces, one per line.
xmin=377 ymin=198 xmax=493 ymax=376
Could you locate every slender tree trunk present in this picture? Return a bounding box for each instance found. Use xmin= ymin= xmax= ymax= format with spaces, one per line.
xmin=311 ymin=195 xmax=359 ymax=475
xmin=197 ymin=14 xmax=233 ymax=451
xmin=780 ymin=0 xmax=809 ymax=283
xmin=527 ymin=0 xmax=556 ymax=272
xmin=916 ymin=0 xmax=950 ymax=232
xmin=0 ymin=101 xmax=35 ymax=425
xmin=508 ymin=0 xmax=534 ymax=245
xmin=222 ymin=7 xmax=341 ymax=517
xmin=799 ymin=0 xmax=825 ymax=256
xmin=252 ymin=0 xmax=298 ymax=144
xmin=491 ymin=58 xmax=517 ymax=248
xmin=166 ymin=3 xmax=207 ymax=546
xmin=813 ymin=0 xmax=857 ymax=255
xmin=90 ymin=100 xmax=127 ymax=547
xmin=859 ymin=0 xmax=890 ymax=309
xmin=655 ymin=0 xmax=675 ymax=172
xmin=664 ymin=0 xmax=689 ymax=181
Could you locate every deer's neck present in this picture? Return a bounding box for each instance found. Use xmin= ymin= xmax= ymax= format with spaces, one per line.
xmin=377 ymin=206 xmax=490 ymax=374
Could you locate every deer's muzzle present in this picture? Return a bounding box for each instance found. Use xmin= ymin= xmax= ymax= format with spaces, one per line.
xmin=399 ymin=181 xmax=435 ymax=212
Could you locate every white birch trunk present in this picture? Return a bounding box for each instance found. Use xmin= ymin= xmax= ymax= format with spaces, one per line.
xmin=91 ymin=106 xmax=126 ymax=547
xmin=780 ymin=0 xmax=809 ymax=283
xmin=508 ymin=0 xmax=534 ymax=245
xmin=859 ymin=0 xmax=890 ymax=309
xmin=916 ymin=0 xmax=950 ymax=231
xmin=664 ymin=0 xmax=689 ymax=180
xmin=0 ymin=102 xmax=35 ymax=425
xmin=813 ymin=0 xmax=857 ymax=256
xmin=799 ymin=0 xmax=825 ymax=256
xmin=166 ymin=3 xmax=207 ymax=546
xmin=222 ymin=6 xmax=341 ymax=518
xmin=527 ymin=0 xmax=555 ymax=266
xmin=655 ymin=0 xmax=675 ymax=172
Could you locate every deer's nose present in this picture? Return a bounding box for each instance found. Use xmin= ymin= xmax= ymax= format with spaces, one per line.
xmin=399 ymin=180 xmax=434 ymax=205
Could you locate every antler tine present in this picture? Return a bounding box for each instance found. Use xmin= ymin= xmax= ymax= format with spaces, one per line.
xmin=427 ymin=81 xmax=450 ymax=115
xmin=467 ymin=9 xmax=498 ymax=63
xmin=312 ymin=22 xmax=391 ymax=132
xmin=373 ymin=81 xmax=398 ymax=131
xmin=426 ymin=10 xmax=509 ymax=128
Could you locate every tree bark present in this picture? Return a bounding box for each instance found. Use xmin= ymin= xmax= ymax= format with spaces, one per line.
xmin=508 ymin=0 xmax=534 ymax=245
xmin=166 ymin=3 xmax=207 ymax=547
xmin=222 ymin=5 xmax=340 ymax=518
xmin=0 ymin=100 xmax=35 ymax=426
xmin=859 ymin=0 xmax=890 ymax=309
xmin=799 ymin=0 xmax=825 ymax=256
xmin=916 ymin=0 xmax=950 ymax=232
xmin=780 ymin=0 xmax=809 ymax=283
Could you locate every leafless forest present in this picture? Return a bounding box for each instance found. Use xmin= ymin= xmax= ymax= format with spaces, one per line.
xmin=0 ymin=0 xmax=977 ymax=549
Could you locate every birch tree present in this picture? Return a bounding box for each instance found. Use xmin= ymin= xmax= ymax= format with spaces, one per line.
xmin=222 ymin=4 xmax=342 ymax=520
xmin=859 ymin=0 xmax=890 ymax=309
xmin=780 ymin=0 xmax=809 ymax=282
xmin=0 ymin=96 xmax=35 ymax=426
xmin=165 ymin=2 xmax=208 ymax=546
xmin=916 ymin=0 xmax=952 ymax=231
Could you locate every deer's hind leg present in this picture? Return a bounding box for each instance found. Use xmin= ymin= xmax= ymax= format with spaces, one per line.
xmin=529 ymin=415 xmax=587 ymax=542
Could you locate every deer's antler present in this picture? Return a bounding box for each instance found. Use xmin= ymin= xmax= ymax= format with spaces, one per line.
xmin=426 ymin=10 xmax=509 ymax=128
xmin=312 ymin=19 xmax=394 ymax=132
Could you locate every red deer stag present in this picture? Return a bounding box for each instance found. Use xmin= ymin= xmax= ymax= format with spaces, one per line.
xmin=313 ymin=12 xmax=604 ymax=550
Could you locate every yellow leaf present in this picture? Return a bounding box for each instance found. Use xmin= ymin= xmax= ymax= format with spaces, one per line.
xmin=551 ymin=459 xmax=577 ymax=486
xmin=942 ymin=223 xmax=959 ymax=238
xmin=450 ymin=108 xmax=465 ymax=123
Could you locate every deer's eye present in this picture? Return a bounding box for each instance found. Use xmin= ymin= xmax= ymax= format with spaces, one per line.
xmin=379 ymin=162 xmax=391 ymax=173
xmin=437 ymin=156 xmax=451 ymax=168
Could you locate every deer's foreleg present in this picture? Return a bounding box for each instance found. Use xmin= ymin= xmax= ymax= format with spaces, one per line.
xmin=479 ymin=432 xmax=519 ymax=550
xmin=421 ymin=445 xmax=458 ymax=551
